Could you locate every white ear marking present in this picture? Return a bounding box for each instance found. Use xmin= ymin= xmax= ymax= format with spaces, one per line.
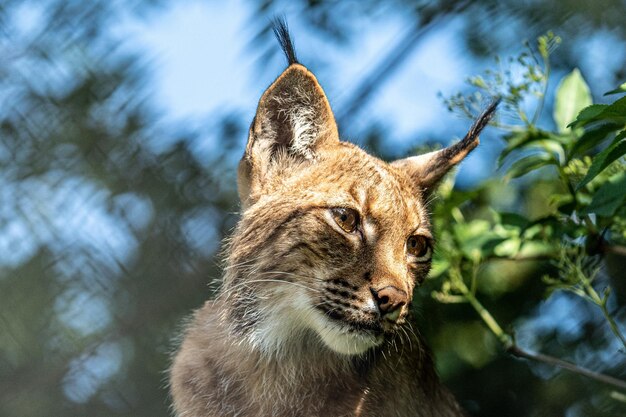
xmin=271 ymin=86 xmax=321 ymax=159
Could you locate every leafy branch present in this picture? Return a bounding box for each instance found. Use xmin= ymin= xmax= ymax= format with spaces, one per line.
xmin=434 ymin=32 xmax=626 ymax=392
xmin=434 ymin=259 xmax=626 ymax=390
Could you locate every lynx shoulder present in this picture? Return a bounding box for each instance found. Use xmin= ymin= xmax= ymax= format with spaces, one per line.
xmin=170 ymin=19 xmax=498 ymax=417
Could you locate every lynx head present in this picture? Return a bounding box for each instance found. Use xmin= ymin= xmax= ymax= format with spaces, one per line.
xmin=223 ymin=20 xmax=498 ymax=357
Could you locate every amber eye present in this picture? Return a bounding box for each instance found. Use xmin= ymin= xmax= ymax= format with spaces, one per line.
xmin=407 ymin=235 xmax=431 ymax=261
xmin=331 ymin=207 xmax=359 ymax=233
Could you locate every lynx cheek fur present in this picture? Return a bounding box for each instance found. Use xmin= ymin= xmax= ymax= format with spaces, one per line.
xmin=170 ymin=21 xmax=498 ymax=417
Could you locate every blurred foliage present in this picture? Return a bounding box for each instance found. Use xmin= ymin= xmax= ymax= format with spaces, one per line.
xmin=1 ymin=1 xmax=626 ymax=417
xmin=434 ymin=36 xmax=626 ymax=416
xmin=1 ymin=1 xmax=242 ymax=416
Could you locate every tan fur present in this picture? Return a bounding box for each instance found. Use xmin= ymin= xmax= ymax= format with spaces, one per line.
xmin=170 ymin=49 xmax=478 ymax=416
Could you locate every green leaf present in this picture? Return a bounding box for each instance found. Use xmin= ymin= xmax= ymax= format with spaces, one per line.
xmin=604 ymin=82 xmax=626 ymax=96
xmin=516 ymin=241 xmax=556 ymax=258
xmin=580 ymin=172 xmax=626 ymax=217
xmin=549 ymin=193 xmax=576 ymax=215
xmin=493 ymin=238 xmax=521 ymax=257
xmin=557 ymin=200 xmax=577 ymax=215
xmin=498 ymin=129 xmax=552 ymax=168
xmin=480 ymin=237 xmax=509 ymax=257
xmin=505 ymin=153 xmax=557 ymax=179
xmin=576 ymin=130 xmax=626 ymax=190
xmin=569 ymin=122 xmax=620 ymax=158
xmin=522 ymin=215 xmax=569 ymax=238
xmin=453 ymin=220 xmax=496 ymax=261
xmin=569 ymin=96 xmax=626 ymax=129
xmin=554 ymin=69 xmax=592 ymax=133
xmin=430 ymin=257 xmax=450 ymax=279
xmin=568 ymin=104 xmax=608 ymax=128
xmin=532 ymin=139 xmax=566 ymax=165
xmin=498 ymin=212 xmax=530 ymax=229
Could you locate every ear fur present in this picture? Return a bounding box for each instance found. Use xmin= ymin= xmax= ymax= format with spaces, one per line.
xmin=250 ymin=64 xmax=339 ymax=160
xmin=238 ymin=22 xmax=339 ymax=208
xmin=392 ymin=99 xmax=500 ymax=197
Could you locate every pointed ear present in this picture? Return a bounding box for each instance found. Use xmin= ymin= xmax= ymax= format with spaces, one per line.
xmin=238 ymin=63 xmax=339 ymax=207
xmin=391 ymin=99 xmax=500 ymax=197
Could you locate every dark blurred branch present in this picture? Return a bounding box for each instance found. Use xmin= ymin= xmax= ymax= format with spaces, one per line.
xmin=336 ymin=1 xmax=470 ymax=129
xmin=605 ymin=243 xmax=626 ymax=257
xmin=485 ymin=254 xmax=556 ymax=262
xmin=455 ymin=275 xmax=626 ymax=391
xmin=506 ymin=344 xmax=626 ymax=391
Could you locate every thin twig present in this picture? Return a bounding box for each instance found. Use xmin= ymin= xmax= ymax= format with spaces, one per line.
xmin=484 ymin=254 xmax=557 ymax=262
xmin=454 ymin=269 xmax=626 ymax=391
xmin=604 ymin=243 xmax=626 ymax=257
xmin=575 ymin=264 xmax=626 ymax=352
xmin=506 ymin=344 xmax=626 ymax=390
xmin=599 ymin=301 xmax=626 ymax=351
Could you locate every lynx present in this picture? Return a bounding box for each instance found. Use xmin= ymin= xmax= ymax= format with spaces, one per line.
xmin=170 ymin=20 xmax=498 ymax=417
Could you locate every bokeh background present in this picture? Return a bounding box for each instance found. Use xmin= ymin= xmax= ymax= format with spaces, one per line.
xmin=1 ymin=1 xmax=625 ymax=416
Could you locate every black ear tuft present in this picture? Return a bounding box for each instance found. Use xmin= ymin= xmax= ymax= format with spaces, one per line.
xmin=462 ymin=97 xmax=501 ymax=145
xmin=272 ymin=17 xmax=299 ymax=66
xmin=390 ymin=98 xmax=500 ymax=197
xmin=438 ymin=96 xmax=501 ymax=161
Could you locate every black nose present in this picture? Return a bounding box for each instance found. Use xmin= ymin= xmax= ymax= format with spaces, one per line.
xmin=372 ymin=286 xmax=408 ymax=320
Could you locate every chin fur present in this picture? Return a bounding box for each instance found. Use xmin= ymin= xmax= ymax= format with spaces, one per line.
xmin=232 ymin=287 xmax=383 ymax=358
xmin=310 ymin=311 xmax=384 ymax=355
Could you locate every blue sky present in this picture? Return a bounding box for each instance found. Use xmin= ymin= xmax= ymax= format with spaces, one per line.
xmin=117 ymin=0 xmax=475 ymax=146
xmin=113 ymin=0 xmax=626 ymax=175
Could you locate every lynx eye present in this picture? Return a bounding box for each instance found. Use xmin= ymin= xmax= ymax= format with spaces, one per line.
xmin=407 ymin=235 xmax=431 ymax=261
xmin=331 ymin=207 xmax=359 ymax=233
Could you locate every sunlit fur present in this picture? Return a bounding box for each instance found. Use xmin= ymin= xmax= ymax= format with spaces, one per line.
xmin=170 ymin=27 xmax=476 ymax=417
